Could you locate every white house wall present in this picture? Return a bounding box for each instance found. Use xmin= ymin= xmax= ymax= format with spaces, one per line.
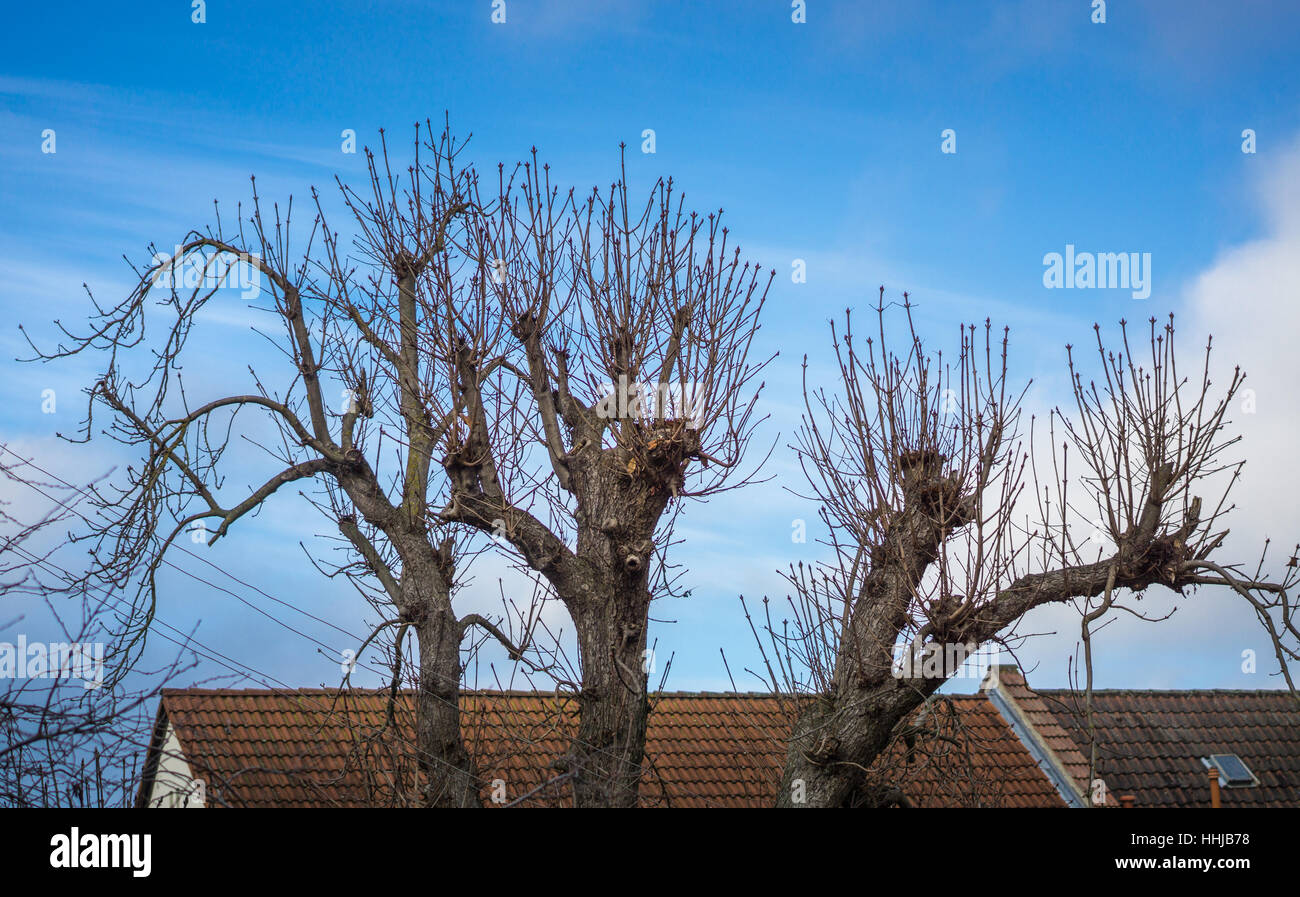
xmin=144 ymin=722 xmax=205 ymax=808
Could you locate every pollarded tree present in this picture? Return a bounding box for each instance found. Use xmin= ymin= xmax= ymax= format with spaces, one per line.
xmin=26 ymin=124 xmax=544 ymax=807
xmin=429 ymin=151 xmax=774 ymax=807
xmin=764 ymin=293 xmax=1297 ymax=808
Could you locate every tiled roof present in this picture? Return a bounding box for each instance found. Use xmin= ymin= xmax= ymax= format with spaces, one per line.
xmin=865 ymin=692 xmax=1067 ymax=808
xmin=989 ymin=667 xmax=1114 ymax=806
xmin=142 ymin=688 xmax=1065 ymax=808
xmin=994 ymin=667 xmax=1300 ymax=808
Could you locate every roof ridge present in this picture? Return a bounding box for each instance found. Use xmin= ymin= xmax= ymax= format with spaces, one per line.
xmin=161 ymin=687 xmax=795 ymax=698
xmin=1031 ymin=688 xmax=1298 ymax=697
xmin=161 ymin=687 xmax=997 ymax=700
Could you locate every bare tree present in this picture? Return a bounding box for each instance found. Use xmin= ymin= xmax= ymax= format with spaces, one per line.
xmin=764 ymin=294 xmax=1297 ymax=808
xmin=429 ymin=150 xmax=775 ymax=806
xmin=0 ymin=447 xmax=192 ymax=807
xmin=25 ymin=121 xmax=774 ymax=809
xmin=23 ymin=123 xmax=551 ymax=807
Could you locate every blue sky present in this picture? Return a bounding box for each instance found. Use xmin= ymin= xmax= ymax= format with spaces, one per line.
xmin=3 ymin=1 xmax=1300 ymax=696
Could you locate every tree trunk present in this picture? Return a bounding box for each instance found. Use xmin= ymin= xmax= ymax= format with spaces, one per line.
xmin=340 ymin=460 xmax=479 ymax=808
xmin=775 ymin=452 xmax=957 ymax=807
xmin=413 ymin=599 xmax=479 ymax=808
xmin=568 ymin=585 xmax=651 ymax=808
xmin=776 ymin=686 xmax=931 ymax=807
xmin=553 ymin=448 xmax=667 ymax=807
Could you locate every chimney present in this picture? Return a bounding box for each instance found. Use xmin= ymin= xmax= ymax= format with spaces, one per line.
xmin=1119 ymin=795 xmax=1135 ymax=808
xmin=1207 ymin=767 xmax=1222 ymax=808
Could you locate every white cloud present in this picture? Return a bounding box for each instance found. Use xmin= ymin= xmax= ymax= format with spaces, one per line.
xmin=1186 ymin=137 xmax=1300 ymax=550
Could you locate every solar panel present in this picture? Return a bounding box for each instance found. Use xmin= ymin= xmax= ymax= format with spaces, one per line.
xmin=1208 ymin=754 xmax=1256 ymax=786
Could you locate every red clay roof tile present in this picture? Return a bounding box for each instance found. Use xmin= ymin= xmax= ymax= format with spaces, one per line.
xmin=147 ymin=689 xmax=1064 ymax=808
